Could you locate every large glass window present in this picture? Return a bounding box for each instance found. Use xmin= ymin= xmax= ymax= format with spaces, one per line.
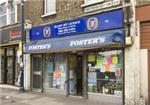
xmin=87 ymin=50 xmax=123 ymax=97
xmin=43 ymin=54 xmax=66 ymax=90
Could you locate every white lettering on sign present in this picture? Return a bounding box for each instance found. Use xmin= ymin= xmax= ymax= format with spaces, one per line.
xmin=28 ymin=44 xmax=51 ymax=51
xmin=84 ymin=0 xmax=121 ymax=13
xmin=70 ymin=37 xmax=105 ymax=47
xmin=54 ymin=20 xmax=81 ymax=35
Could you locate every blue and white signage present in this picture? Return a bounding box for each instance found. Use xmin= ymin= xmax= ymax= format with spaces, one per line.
xmin=25 ymin=29 xmax=124 ymax=53
xmin=30 ymin=9 xmax=123 ymax=40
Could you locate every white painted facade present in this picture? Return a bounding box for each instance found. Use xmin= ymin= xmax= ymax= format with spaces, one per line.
xmin=24 ymin=54 xmax=31 ymax=90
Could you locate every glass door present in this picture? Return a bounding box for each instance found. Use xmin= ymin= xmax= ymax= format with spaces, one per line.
xmin=43 ymin=54 xmax=54 ymax=89
xmin=68 ymin=54 xmax=83 ymax=96
xmin=0 ymin=48 xmax=5 ymax=84
xmin=1 ymin=47 xmax=16 ymax=85
xmin=6 ymin=56 xmax=14 ymax=84
xmin=32 ymin=55 xmax=43 ymax=92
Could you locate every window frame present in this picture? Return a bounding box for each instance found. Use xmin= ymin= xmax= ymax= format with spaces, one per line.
xmin=81 ymin=0 xmax=104 ymax=7
xmin=0 ymin=3 xmax=7 ymax=27
xmin=0 ymin=2 xmax=17 ymax=27
xmin=41 ymin=0 xmax=56 ymax=18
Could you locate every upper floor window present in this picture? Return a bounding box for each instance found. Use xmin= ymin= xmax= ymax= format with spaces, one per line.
xmin=10 ymin=4 xmax=15 ymax=24
xmin=0 ymin=2 xmax=17 ymax=27
xmin=0 ymin=3 xmax=7 ymax=27
xmin=83 ymin=0 xmax=104 ymax=6
xmin=42 ymin=0 xmax=56 ymax=17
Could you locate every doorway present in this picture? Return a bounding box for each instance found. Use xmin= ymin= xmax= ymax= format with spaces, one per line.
xmin=1 ymin=47 xmax=16 ymax=85
xmin=32 ymin=55 xmax=43 ymax=92
xmin=68 ymin=53 xmax=83 ymax=96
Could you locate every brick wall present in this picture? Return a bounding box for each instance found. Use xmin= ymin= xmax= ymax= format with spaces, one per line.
xmin=25 ymin=0 xmax=85 ymax=27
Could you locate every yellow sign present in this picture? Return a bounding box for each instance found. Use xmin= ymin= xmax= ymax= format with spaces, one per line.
xmin=88 ymin=55 xmax=96 ymax=62
xmin=112 ymin=55 xmax=118 ymax=64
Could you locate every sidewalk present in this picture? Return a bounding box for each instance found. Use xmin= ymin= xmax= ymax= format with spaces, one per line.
xmin=0 ymin=88 xmax=119 ymax=105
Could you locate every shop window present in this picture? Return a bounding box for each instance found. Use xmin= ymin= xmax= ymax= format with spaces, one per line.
xmin=42 ymin=0 xmax=56 ymax=17
xmin=43 ymin=54 xmax=66 ymax=90
xmin=87 ymin=50 xmax=123 ymax=97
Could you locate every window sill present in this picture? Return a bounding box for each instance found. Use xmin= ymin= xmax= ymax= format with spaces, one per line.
xmin=81 ymin=0 xmax=104 ymax=7
xmin=41 ymin=11 xmax=57 ymax=18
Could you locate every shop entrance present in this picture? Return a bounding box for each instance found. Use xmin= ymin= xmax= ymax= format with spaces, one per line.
xmin=1 ymin=47 xmax=16 ymax=85
xmin=68 ymin=53 xmax=83 ymax=96
xmin=32 ymin=55 xmax=43 ymax=92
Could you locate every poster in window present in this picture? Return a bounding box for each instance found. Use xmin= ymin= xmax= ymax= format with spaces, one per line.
xmin=100 ymin=65 xmax=105 ymax=72
xmin=107 ymin=56 xmax=112 ymax=65
xmin=88 ymin=55 xmax=96 ymax=62
xmin=47 ymin=62 xmax=53 ymax=73
xmin=105 ymin=64 xmax=110 ymax=72
xmin=110 ymin=64 xmax=116 ymax=72
xmin=53 ymin=70 xmax=61 ymax=79
xmin=115 ymin=68 xmax=121 ymax=77
xmin=88 ymin=72 xmax=97 ymax=85
xmin=53 ymin=70 xmax=61 ymax=88
xmin=112 ymin=55 xmax=118 ymax=64
xmin=96 ymin=56 xmax=104 ymax=66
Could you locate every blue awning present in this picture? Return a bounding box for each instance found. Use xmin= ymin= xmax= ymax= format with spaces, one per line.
xmin=24 ymin=29 xmax=124 ymax=53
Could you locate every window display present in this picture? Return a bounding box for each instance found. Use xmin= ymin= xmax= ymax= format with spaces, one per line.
xmin=43 ymin=54 xmax=66 ymax=90
xmin=88 ymin=50 xmax=123 ymax=96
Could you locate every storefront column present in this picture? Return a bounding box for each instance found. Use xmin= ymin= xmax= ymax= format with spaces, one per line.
xmin=4 ymin=48 xmax=7 ymax=84
xmin=83 ymin=53 xmax=87 ymax=98
xmin=12 ymin=47 xmax=16 ymax=85
xmin=66 ymin=54 xmax=69 ymax=96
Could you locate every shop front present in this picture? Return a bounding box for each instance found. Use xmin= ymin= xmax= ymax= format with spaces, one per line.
xmin=0 ymin=25 xmax=21 ymax=86
xmin=25 ymin=9 xmax=124 ymax=104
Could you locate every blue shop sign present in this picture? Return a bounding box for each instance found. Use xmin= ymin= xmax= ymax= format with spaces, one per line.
xmin=25 ymin=29 xmax=124 ymax=53
xmin=30 ymin=9 xmax=123 ymax=41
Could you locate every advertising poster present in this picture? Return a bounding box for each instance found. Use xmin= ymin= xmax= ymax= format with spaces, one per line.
xmin=107 ymin=56 xmax=112 ymax=65
xmin=88 ymin=72 xmax=97 ymax=85
xmin=47 ymin=62 xmax=53 ymax=73
xmin=112 ymin=55 xmax=118 ymax=64
xmin=96 ymin=56 xmax=104 ymax=66
xmin=100 ymin=65 xmax=105 ymax=72
xmin=110 ymin=64 xmax=116 ymax=72
xmin=105 ymin=64 xmax=110 ymax=72
xmin=53 ymin=70 xmax=61 ymax=88
xmin=88 ymin=55 xmax=96 ymax=62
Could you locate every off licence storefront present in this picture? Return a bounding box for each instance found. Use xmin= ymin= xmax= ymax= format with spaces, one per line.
xmin=25 ymin=9 xmax=124 ymax=104
xmin=0 ymin=25 xmax=21 ymax=86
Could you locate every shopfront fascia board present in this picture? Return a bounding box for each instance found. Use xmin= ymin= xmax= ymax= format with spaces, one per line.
xmin=0 ymin=25 xmax=21 ymax=45
xmin=24 ymin=29 xmax=125 ymax=53
xmin=29 ymin=9 xmax=123 ymax=41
